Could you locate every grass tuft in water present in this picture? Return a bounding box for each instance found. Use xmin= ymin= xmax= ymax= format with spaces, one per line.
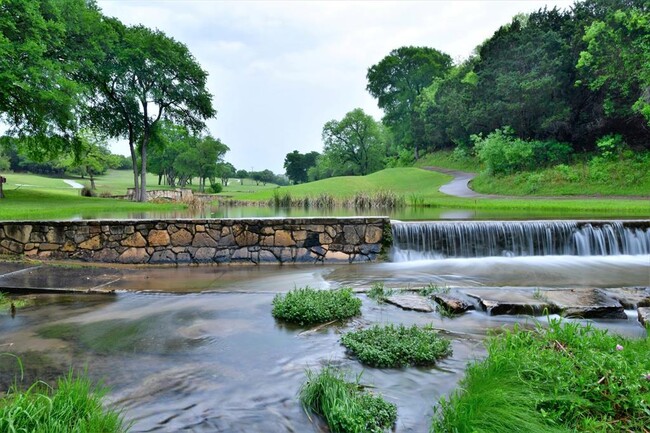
xmin=431 ymin=319 xmax=650 ymax=432
xmin=0 ymin=370 xmax=127 ymax=433
xmin=341 ymin=324 xmax=452 ymax=368
xmin=272 ymin=287 xmax=361 ymax=326
xmin=367 ymin=282 xmax=394 ymax=303
xmin=299 ymin=365 xmax=397 ymax=433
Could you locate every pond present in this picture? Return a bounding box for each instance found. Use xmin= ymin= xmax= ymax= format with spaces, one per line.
xmin=1 ymin=250 xmax=648 ymax=432
xmin=71 ymin=203 xmax=647 ymax=222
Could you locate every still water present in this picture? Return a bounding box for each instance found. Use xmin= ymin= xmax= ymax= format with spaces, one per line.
xmin=71 ymin=204 xmax=648 ymax=222
xmin=1 ymin=255 xmax=648 ymax=432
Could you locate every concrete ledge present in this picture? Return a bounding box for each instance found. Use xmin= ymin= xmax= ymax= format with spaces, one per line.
xmin=0 ymin=217 xmax=391 ymax=265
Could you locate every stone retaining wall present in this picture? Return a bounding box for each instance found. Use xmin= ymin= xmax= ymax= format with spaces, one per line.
xmin=0 ymin=218 xmax=390 ymax=265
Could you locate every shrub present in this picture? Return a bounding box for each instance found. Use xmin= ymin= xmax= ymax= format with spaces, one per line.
xmin=299 ymin=366 xmax=397 ymax=433
xmin=432 ymin=319 xmax=650 ymax=432
xmin=80 ymin=187 xmax=95 ymax=197
xmin=341 ymin=324 xmax=452 ymax=368
xmin=272 ymin=287 xmax=361 ymax=325
xmin=209 ymin=182 xmax=222 ymax=193
xmin=0 ymin=370 xmax=127 ymax=432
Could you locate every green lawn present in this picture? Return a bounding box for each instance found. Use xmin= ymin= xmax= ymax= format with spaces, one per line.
xmin=0 ymin=172 xmax=183 ymax=220
xmin=222 ymin=167 xmax=650 ymax=215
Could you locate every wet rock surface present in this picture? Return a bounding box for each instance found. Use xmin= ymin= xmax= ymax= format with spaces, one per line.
xmin=463 ymin=289 xmax=553 ymax=316
xmin=384 ymin=294 xmax=434 ymax=312
xmin=432 ymin=293 xmax=473 ymax=313
xmin=544 ymin=288 xmax=627 ymax=319
xmin=602 ymin=287 xmax=650 ymax=308
xmin=639 ymin=307 xmax=650 ymax=327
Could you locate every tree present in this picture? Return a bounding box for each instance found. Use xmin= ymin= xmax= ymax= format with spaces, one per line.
xmin=577 ymin=6 xmax=650 ymax=127
xmin=80 ymin=20 xmax=215 ymax=201
xmin=366 ymin=46 xmax=452 ymax=159
xmin=321 ymin=108 xmax=385 ymax=176
xmin=0 ymin=0 xmax=86 ymax=166
xmin=283 ymin=150 xmax=319 ymax=184
xmin=215 ymin=161 xmax=235 ymax=186
xmin=65 ymin=131 xmax=118 ymax=190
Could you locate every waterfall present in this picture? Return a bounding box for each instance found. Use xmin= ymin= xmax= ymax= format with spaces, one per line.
xmin=391 ymin=221 xmax=650 ymax=261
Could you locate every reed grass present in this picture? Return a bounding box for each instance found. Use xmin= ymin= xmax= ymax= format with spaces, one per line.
xmin=268 ymin=190 xmax=405 ymax=209
xmin=299 ymin=365 xmax=397 ymax=433
xmin=432 ymin=319 xmax=650 ymax=433
xmin=0 ymin=370 xmax=127 ymax=433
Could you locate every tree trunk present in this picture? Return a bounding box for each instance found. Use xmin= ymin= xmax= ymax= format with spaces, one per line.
xmin=129 ymin=131 xmax=139 ymax=201
xmin=0 ymin=180 xmax=4 ymax=199
xmin=139 ymin=138 xmax=148 ymax=202
xmin=90 ymin=173 xmax=96 ymax=190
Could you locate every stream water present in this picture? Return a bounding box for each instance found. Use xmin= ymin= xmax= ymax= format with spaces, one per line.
xmin=1 ymin=220 xmax=649 ymax=432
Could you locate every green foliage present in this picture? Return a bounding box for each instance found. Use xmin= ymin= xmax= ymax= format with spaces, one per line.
xmin=299 ymin=366 xmax=397 ymax=433
xmin=0 ymin=370 xmax=127 ymax=433
xmin=595 ymin=133 xmax=627 ymax=160
xmin=341 ymin=324 xmax=452 ymax=368
xmin=367 ymin=282 xmax=394 ymax=302
xmin=322 ymin=108 xmax=386 ymax=176
xmin=432 ymin=319 xmax=650 ymax=433
xmin=284 ymin=150 xmax=319 ymax=184
xmin=271 ymin=287 xmax=361 ymax=326
xmin=208 ymin=182 xmax=222 ymax=194
xmin=471 ymin=151 xmax=650 ymax=196
xmin=420 ymin=283 xmax=449 ymax=297
xmin=367 ymin=46 xmax=453 ymax=159
xmin=473 ymin=127 xmax=572 ymax=175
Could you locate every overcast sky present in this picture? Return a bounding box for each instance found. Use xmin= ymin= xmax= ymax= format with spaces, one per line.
xmin=97 ymin=0 xmax=573 ymax=174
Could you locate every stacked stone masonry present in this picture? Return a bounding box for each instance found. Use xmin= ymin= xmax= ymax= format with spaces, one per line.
xmin=0 ymin=218 xmax=390 ymax=265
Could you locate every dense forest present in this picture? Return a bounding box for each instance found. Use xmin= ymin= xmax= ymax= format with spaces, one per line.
xmin=285 ymin=0 xmax=649 ymax=185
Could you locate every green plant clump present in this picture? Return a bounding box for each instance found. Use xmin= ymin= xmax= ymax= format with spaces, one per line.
xmin=432 ymin=319 xmax=650 ymax=433
xmin=0 ymin=371 xmax=127 ymax=433
xmin=300 ymin=366 xmax=397 ymax=433
xmin=341 ymin=324 xmax=452 ymax=368
xmin=367 ymin=282 xmax=394 ymax=302
xmin=271 ymin=287 xmax=361 ymax=326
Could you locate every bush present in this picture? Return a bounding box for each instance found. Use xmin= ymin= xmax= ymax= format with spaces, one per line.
xmin=341 ymin=324 xmax=452 ymax=368
xmin=432 ymin=319 xmax=650 ymax=432
xmin=300 ymin=365 xmax=397 ymax=433
xmin=209 ymin=182 xmax=222 ymax=193
xmin=271 ymin=287 xmax=361 ymax=325
xmin=80 ymin=187 xmax=95 ymax=197
xmin=473 ymin=127 xmax=572 ymax=175
xmin=0 ymin=370 xmax=127 ymax=432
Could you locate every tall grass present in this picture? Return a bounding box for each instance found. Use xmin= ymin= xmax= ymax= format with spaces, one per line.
xmin=272 ymin=287 xmax=361 ymax=326
xmin=267 ymin=190 xmax=405 ymax=209
xmin=0 ymin=370 xmax=127 ymax=433
xmin=432 ymin=319 xmax=650 ymax=433
xmin=299 ymin=365 xmax=397 ymax=433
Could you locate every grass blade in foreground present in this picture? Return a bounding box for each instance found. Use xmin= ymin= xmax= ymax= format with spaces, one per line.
xmin=272 ymin=287 xmax=361 ymax=326
xmin=299 ymin=365 xmax=397 ymax=433
xmin=341 ymin=324 xmax=452 ymax=368
xmin=0 ymin=370 xmax=127 ymax=433
xmin=431 ymin=319 xmax=650 ymax=433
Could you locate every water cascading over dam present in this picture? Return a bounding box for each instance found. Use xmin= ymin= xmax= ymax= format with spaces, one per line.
xmin=391 ymin=220 xmax=650 ymax=261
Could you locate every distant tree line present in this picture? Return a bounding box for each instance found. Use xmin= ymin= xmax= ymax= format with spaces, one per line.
xmin=285 ymin=0 xmax=649 ymax=183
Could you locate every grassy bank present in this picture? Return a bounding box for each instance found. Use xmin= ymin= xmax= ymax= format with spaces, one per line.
xmin=417 ymin=150 xmax=650 ymax=197
xmin=222 ymin=167 xmax=650 ymax=216
xmin=432 ymin=320 xmax=650 ymax=433
xmin=0 ymin=172 xmax=186 ymax=220
xmin=0 ymin=370 xmax=127 ymax=432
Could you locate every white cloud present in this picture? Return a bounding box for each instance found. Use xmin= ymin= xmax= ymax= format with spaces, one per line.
xmin=98 ymin=0 xmax=573 ymax=173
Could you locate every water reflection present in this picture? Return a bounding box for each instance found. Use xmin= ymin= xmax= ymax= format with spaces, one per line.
xmin=69 ymin=204 xmax=647 ymax=221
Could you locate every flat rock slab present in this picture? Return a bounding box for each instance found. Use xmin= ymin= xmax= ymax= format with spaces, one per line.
xmin=0 ymin=265 xmax=122 ymax=293
xmin=544 ymin=288 xmax=626 ymax=319
xmin=602 ymin=287 xmax=650 ymax=308
xmin=463 ymin=289 xmax=552 ymax=316
xmin=384 ymin=294 xmax=433 ymax=312
xmin=433 ymin=293 xmax=474 ymax=314
xmin=639 ymin=307 xmax=650 ymax=327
